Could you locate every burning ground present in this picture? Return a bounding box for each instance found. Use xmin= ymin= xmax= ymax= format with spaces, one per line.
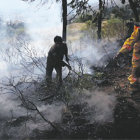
xmin=1 ymin=39 xmax=140 ymax=139
xmin=0 ymin=20 xmax=140 ymax=139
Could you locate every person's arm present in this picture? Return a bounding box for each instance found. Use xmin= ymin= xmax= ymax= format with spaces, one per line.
xmin=64 ymin=43 xmax=69 ymax=63
xmin=119 ymin=25 xmax=139 ymax=54
xmin=48 ymin=45 xmax=55 ymax=57
xmin=61 ymin=61 xmax=71 ymax=70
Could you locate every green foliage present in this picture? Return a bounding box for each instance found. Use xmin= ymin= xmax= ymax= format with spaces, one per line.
xmin=84 ymin=17 xmax=127 ymax=40
xmin=112 ymin=7 xmax=133 ymax=20
xmin=74 ymin=14 xmax=92 ymax=23
xmin=103 ymin=5 xmax=134 ymax=21
xmin=6 ymin=21 xmax=26 ymax=38
xmin=78 ymin=74 xmax=94 ymax=89
xmin=102 ymin=18 xmax=126 ymax=39
xmin=84 ymin=20 xmax=97 ymax=39
xmin=93 ymin=72 xmax=105 ymax=79
xmin=40 ymin=72 xmax=95 ymax=107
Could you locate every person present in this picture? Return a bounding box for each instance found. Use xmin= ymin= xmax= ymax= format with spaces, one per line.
xmin=116 ymin=23 xmax=140 ymax=92
xmin=126 ymin=19 xmax=134 ymax=39
xmin=46 ymin=36 xmax=71 ymax=85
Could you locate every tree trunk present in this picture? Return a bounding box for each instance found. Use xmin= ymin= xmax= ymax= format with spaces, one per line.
xmin=62 ymin=0 xmax=67 ymax=42
xmin=97 ymin=0 xmax=102 ymax=40
xmin=129 ymin=0 xmax=139 ymax=22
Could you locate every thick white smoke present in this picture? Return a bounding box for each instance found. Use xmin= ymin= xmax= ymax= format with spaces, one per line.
xmin=84 ymin=90 xmax=116 ymax=123
xmin=68 ymin=35 xmax=120 ymax=74
xmin=0 ymin=93 xmax=26 ymax=119
xmin=0 ymin=0 xmax=119 ymax=139
xmin=0 ymin=1 xmax=65 ymax=137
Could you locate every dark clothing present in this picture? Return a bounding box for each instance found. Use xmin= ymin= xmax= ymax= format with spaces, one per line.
xmin=126 ymin=22 xmax=134 ymax=38
xmin=46 ymin=42 xmax=69 ymax=84
xmin=48 ymin=43 xmax=68 ymax=62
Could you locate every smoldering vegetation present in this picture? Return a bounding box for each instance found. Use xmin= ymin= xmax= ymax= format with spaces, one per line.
xmin=0 ymin=18 xmax=139 ymax=139
xmin=0 ymin=81 xmax=117 ymax=138
xmin=0 ymin=72 xmax=117 ymax=139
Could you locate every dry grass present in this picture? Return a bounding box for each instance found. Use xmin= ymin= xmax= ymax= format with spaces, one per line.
xmin=67 ymin=23 xmax=87 ymax=41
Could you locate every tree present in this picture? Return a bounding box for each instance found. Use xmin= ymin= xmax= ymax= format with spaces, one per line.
xmin=22 ymin=0 xmax=68 ymax=41
xmin=121 ymin=0 xmax=140 ymax=22
xmin=62 ymin=0 xmax=67 ymax=41
xmin=97 ymin=0 xmax=104 ymax=40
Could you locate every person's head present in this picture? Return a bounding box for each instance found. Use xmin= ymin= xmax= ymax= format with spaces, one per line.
xmin=54 ymin=36 xmax=63 ymax=43
xmin=134 ymin=22 xmax=140 ymax=27
xmin=130 ymin=19 xmax=133 ymax=22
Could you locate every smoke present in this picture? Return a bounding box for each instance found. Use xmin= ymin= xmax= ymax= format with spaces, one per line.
xmin=0 ymin=93 xmax=26 ymax=119
xmin=0 ymin=1 xmax=121 ymax=139
xmin=0 ymin=3 xmax=64 ymax=137
xmin=38 ymin=103 xmax=65 ymax=122
xmin=68 ymin=31 xmax=120 ymax=73
xmin=0 ymin=103 xmax=65 ymax=139
xmin=28 ymin=25 xmax=62 ymax=57
xmin=84 ymin=90 xmax=116 ymax=123
xmin=67 ymin=88 xmax=117 ymax=124
xmin=0 ymin=0 xmax=62 ymax=78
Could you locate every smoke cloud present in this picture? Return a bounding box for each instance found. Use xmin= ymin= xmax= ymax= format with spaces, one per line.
xmin=0 ymin=1 xmax=120 ymax=139
xmin=84 ymin=90 xmax=116 ymax=123
xmin=0 ymin=93 xmax=26 ymax=119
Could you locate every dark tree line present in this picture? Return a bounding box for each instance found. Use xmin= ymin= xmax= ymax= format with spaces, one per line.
xmin=69 ymin=0 xmax=140 ymax=39
xmin=121 ymin=0 xmax=140 ymax=22
xmin=22 ymin=0 xmax=140 ymax=40
xmin=22 ymin=0 xmax=68 ymax=41
xmin=62 ymin=0 xmax=67 ymax=41
xmin=97 ymin=0 xmax=105 ymax=40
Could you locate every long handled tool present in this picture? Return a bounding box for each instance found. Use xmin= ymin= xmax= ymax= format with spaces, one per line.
xmin=66 ymin=61 xmax=81 ymax=77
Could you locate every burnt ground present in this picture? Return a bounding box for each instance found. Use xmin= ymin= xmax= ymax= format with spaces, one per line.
xmin=2 ymin=51 xmax=140 ymax=139
xmin=93 ymin=54 xmax=140 ymax=139
xmin=31 ymin=53 xmax=140 ymax=139
xmin=91 ymin=53 xmax=140 ymax=139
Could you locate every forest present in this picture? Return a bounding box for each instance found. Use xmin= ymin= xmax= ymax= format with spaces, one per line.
xmin=0 ymin=0 xmax=140 ymax=139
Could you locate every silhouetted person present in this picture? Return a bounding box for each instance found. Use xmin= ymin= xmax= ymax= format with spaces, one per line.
xmin=116 ymin=24 xmax=140 ymax=93
xmin=126 ymin=19 xmax=134 ymax=38
xmin=46 ymin=36 xmax=71 ymax=86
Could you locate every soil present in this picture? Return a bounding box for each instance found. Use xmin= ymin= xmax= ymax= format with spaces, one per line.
xmin=3 ymin=50 xmax=140 ymax=139
xmin=33 ymin=53 xmax=140 ymax=139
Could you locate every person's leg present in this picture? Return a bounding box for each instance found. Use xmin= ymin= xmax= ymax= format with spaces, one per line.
xmin=128 ymin=66 xmax=140 ymax=93
xmin=46 ymin=61 xmax=53 ymax=85
xmin=133 ymin=66 xmax=140 ymax=85
xmin=131 ymin=42 xmax=140 ymax=86
xmin=136 ymin=70 xmax=140 ymax=84
xmin=55 ymin=66 xmax=62 ymax=85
